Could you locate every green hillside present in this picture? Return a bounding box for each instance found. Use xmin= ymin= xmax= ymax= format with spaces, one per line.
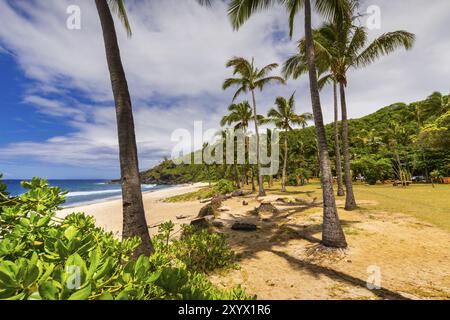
xmin=142 ymin=92 xmax=450 ymax=185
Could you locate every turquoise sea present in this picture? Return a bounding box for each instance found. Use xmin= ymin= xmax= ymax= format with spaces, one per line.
xmin=3 ymin=179 xmax=171 ymax=207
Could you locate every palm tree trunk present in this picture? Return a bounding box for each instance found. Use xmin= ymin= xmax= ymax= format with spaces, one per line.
xmin=339 ymin=82 xmax=357 ymax=210
xmin=251 ymin=165 xmax=256 ymax=192
xmin=234 ymin=162 xmax=241 ymax=189
xmin=333 ymin=82 xmax=345 ymax=197
xmin=251 ymin=90 xmax=266 ymax=196
xmin=281 ymin=129 xmax=288 ymax=192
xmin=95 ymin=0 xmax=153 ymax=257
xmin=243 ymin=129 xmax=249 ymax=185
xmin=304 ymin=0 xmax=347 ymax=248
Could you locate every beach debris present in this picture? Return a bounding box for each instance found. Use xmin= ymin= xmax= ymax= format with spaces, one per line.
xmin=242 ymin=201 xmax=249 ymax=206
xmin=198 ymin=204 xmax=215 ymax=217
xmin=232 ymin=190 xmax=245 ymax=197
xmin=211 ymin=220 xmax=225 ymax=228
xmin=147 ymin=222 xmax=163 ymax=229
xmin=210 ymin=196 xmax=223 ymax=209
xmin=248 ymin=202 xmax=280 ymax=219
xmin=257 ymin=202 xmax=280 ymax=214
xmin=197 ymin=195 xmax=223 ymax=218
xmin=191 ymin=217 xmax=211 ymax=228
xmin=231 ymin=222 xmax=257 ymax=231
xmin=176 ymin=215 xmax=188 ymax=220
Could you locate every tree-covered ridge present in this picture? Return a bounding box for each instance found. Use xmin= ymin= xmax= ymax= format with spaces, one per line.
xmin=142 ymin=92 xmax=449 ymax=185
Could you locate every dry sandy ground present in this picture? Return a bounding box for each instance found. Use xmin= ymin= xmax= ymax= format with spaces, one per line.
xmin=209 ymin=194 xmax=450 ymax=300
xmin=58 ymin=183 xmax=208 ymax=237
xmin=60 ymin=185 xmax=450 ymax=300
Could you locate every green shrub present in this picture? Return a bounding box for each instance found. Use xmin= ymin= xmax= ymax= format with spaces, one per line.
xmin=288 ymin=168 xmax=312 ymax=186
xmin=214 ymin=179 xmax=236 ymax=195
xmin=0 ymin=178 xmax=251 ymax=300
xmin=351 ymin=156 xmax=393 ymax=185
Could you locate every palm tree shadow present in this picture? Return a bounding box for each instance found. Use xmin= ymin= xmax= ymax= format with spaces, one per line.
xmin=270 ymin=249 xmax=410 ymax=300
xmin=222 ymin=197 xmax=409 ymax=300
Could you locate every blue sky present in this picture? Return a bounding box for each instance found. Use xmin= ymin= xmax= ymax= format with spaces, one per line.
xmin=0 ymin=0 xmax=449 ymax=179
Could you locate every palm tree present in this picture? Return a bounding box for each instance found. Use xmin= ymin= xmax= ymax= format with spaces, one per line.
xmin=284 ymin=47 xmax=345 ymax=197
xmin=226 ymin=0 xmax=349 ymax=248
xmin=220 ymin=101 xmax=264 ymax=186
xmin=223 ymin=57 xmax=285 ymax=196
xmin=215 ymin=128 xmax=241 ymax=188
xmin=283 ymin=5 xmax=415 ymax=209
xmin=264 ymin=93 xmax=313 ymax=192
xmin=95 ymin=0 xmax=152 ymax=257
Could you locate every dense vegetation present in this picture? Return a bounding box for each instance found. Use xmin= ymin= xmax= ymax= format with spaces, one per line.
xmin=0 ymin=178 xmax=250 ymax=300
xmin=142 ymin=92 xmax=450 ymax=186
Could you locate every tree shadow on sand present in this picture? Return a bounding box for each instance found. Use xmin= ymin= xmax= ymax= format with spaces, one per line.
xmin=270 ymin=249 xmax=410 ymax=300
xmin=220 ymin=195 xmax=410 ymax=300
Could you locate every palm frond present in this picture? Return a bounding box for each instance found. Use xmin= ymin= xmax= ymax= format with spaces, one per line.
xmin=282 ymin=54 xmax=308 ymax=80
xmin=107 ymin=0 xmax=132 ymax=37
xmin=257 ymin=63 xmax=279 ymax=78
xmin=196 ymin=0 xmax=212 ymax=6
xmin=254 ymin=76 xmax=285 ymax=90
xmin=318 ymin=73 xmax=333 ymax=91
xmin=355 ymin=31 xmax=415 ymax=68
xmin=222 ymin=77 xmax=244 ymax=90
xmin=345 ymin=27 xmax=367 ymax=59
xmin=286 ymin=0 xmax=304 ymax=38
xmin=228 ymin=0 xmax=281 ymax=30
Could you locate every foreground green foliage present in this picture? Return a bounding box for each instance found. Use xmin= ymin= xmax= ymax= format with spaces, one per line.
xmin=0 ymin=178 xmax=251 ymax=300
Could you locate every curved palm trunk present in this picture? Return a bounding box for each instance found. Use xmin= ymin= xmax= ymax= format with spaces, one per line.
xmin=95 ymin=0 xmax=153 ymax=257
xmin=281 ymin=129 xmax=288 ymax=192
xmin=339 ymin=82 xmax=357 ymax=210
xmin=333 ymin=82 xmax=345 ymax=197
xmin=251 ymin=90 xmax=266 ymax=196
xmin=304 ymin=0 xmax=347 ymax=248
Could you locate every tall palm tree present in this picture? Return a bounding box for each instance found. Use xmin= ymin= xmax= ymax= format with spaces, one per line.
xmin=95 ymin=0 xmax=152 ymax=257
xmin=223 ymin=57 xmax=285 ymax=197
xmin=220 ymin=101 xmax=264 ymax=186
xmin=226 ymin=0 xmax=349 ymax=248
xmin=283 ymin=4 xmax=415 ymax=209
xmin=215 ymin=128 xmax=241 ymax=188
xmin=264 ymin=93 xmax=313 ymax=192
xmin=283 ymin=46 xmax=345 ymax=197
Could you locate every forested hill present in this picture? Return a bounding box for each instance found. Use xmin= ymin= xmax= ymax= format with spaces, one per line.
xmin=141 ymin=92 xmax=449 ymax=185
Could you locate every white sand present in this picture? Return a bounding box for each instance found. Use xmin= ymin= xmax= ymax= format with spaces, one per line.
xmin=58 ymin=183 xmax=208 ymax=237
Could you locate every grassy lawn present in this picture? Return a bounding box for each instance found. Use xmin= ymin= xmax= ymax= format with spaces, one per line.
xmin=259 ymin=181 xmax=450 ymax=231
xmin=163 ymin=187 xmax=216 ymax=202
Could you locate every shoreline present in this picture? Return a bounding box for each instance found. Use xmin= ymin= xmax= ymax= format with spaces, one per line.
xmin=58 ymin=182 xmax=208 ymax=236
xmin=61 ymin=183 xmax=179 ymax=209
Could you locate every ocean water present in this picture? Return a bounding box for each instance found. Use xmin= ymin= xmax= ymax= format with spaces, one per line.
xmin=3 ymin=179 xmax=171 ymax=207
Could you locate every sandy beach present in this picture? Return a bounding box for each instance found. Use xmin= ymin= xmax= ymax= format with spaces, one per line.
xmin=58 ymin=183 xmax=208 ymax=237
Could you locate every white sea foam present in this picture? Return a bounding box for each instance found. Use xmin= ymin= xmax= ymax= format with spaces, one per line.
xmin=67 ymin=184 xmax=157 ymax=197
xmin=67 ymin=189 xmax=121 ymax=197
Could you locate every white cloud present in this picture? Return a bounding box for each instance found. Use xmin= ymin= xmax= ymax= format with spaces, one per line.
xmin=0 ymin=0 xmax=449 ymax=174
xmin=23 ymin=95 xmax=87 ymax=120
